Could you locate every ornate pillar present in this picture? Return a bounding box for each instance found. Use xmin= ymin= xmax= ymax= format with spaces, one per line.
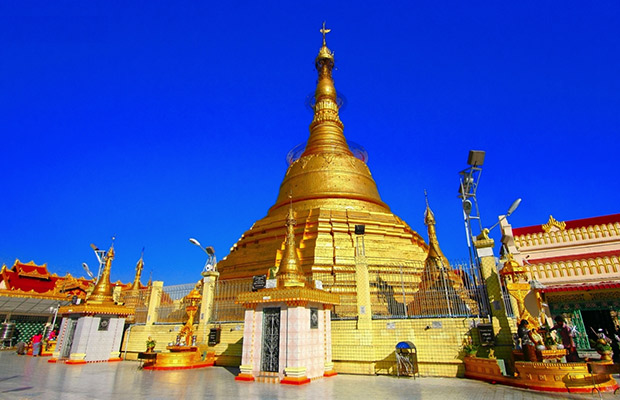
xmin=146 ymin=281 xmax=163 ymax=325
xmin=474 ymin=235 xmax=514 ymax=362
xmin=199 ymin=271 xmax=219 ymax=342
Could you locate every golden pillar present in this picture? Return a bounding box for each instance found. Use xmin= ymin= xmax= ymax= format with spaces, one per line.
xmin=146 ymin=281 xmax=163 ymax=325
xmin=474 ymin=233 xmax=515 ymax=362
xmin=355 ymin=252 xmax=372 ymax=330
xmin=199 ymin=271 xmax=219 ymax=343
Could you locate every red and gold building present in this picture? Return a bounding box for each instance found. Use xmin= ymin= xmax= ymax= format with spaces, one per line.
xmin=0 ymin=260 xmax=92 ymax=343
xmin=501 ymin=213 xmax=620 ymax=350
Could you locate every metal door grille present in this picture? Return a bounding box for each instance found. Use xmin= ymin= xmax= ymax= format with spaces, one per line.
xmin=261 ymin=308 xmax=280 ymax=372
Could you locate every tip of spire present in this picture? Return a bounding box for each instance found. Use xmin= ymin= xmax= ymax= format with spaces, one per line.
xmin=320 ymin=21 xmax=331 ymax=46
xmin=424 ymin=191 xmax=436 ymax=226
xmin=316 ymin=22 xmax=334 ymax=64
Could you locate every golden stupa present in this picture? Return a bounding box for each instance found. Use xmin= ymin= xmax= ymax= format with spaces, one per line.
xmin=217 ymin=26 xmax=428 ymax=311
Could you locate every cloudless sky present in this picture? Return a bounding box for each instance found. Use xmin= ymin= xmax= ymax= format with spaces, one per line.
xmin=1 ymin=1 xmax=619 ymax=285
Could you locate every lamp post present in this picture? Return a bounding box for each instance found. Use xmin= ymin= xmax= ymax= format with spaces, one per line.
xmin=189 ymin=238 xmax=219 ymax=345
xmin=458 ymin=150 xmax=523 ymax=364
xmin=189 ymin=238 xmax=217 ymax=275
xmin=50 ymin=304 xmax=59 ymax=328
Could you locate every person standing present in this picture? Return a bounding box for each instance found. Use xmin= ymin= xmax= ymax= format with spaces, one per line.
xmin=552 ymin=315 xmax=578 ymax=362
xmin=31 ymin=331 xmax=43 ymax=357
xmin=16 ymin=340 xmax=26 ymax=355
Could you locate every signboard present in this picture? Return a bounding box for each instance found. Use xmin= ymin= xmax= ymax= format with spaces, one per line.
xmin=477 ymin=323 xmax=495 ymax=346
xmin=310 ymin=308 xmax=318 ymax=329
xmin=252 ymin=275 xmax=267 ymax=292
xmin=208 ymin=328 xmax=221 ymax=346
xmin=98 ymin=317 xmax=110 ymax=331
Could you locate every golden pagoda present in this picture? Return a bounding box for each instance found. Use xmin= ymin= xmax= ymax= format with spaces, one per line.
xmin=217 ymin=26 xmax=428 ymax=309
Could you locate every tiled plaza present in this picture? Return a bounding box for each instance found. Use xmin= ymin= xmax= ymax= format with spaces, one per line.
xmin=0 ymin=352 xmax=617 ymax=400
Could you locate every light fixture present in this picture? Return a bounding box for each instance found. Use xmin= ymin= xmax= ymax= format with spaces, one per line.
xmin=467 ymin=150 xmax=485 ymax=167
xmin=487 ymin=198 xmax=522 ymax=232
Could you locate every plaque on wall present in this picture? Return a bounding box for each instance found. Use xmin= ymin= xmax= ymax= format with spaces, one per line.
xmin=477 ymin=323 xmax=494 ymax=346
xmin=98 ymin=317 xmax=110 ymax=331
xmin=208 ymin=327 xmax=221 ymax=346
xmin=310 ymin=308 xmax=318 ymax=329
xmin=252 ymin=275 xmax=267 ymax=292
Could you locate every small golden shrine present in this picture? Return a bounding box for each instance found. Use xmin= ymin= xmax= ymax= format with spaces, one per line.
xmin=236 ymin=191 xmax=340 ymax=384
xmin=142 ymin=282 xmax=215 ymax=370
xmin=51 ymin=243 xmax=134 ymax=364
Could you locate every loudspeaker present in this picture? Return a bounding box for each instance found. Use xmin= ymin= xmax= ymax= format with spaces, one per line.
xmin=355 ymin=225 xmax=365 ymax=235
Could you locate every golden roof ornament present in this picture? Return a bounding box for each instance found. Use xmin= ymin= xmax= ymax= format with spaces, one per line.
xmin=542 ymin=215 xmax=566 ymax=232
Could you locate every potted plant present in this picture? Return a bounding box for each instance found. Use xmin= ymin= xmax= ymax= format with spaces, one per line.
xmin=463 ymin=335 xmax=478 ymax=357
xmin=146 ymin=337 xmax=156 ymax=353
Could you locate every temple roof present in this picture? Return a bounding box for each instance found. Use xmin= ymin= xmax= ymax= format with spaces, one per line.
xmin=541 ymin=281 xmax=620 ymax=293
xmin=513 ymin=213 xmax=620 ymax=237
xmin=0 ymin=260 xmax=91 ymax=297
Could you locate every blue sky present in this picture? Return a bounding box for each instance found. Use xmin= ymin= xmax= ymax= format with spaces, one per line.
xmin=1 ymin=2 xmax=619 ymax=285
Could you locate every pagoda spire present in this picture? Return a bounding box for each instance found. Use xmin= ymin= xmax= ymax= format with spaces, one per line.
xmin=424 ymin=191 xmax=447 ymax=264
xmin=302 ymin=22 xmax=352 ymax=157
xmin=131 ymin=249 xmax=144 ymax=291
xmin=276 ymin=195 xmax=306 ymax=288
xmin=88 ymin=243 xmax=115 ymax=304
xmin=268 ymin=24 xmax=389 ymax=214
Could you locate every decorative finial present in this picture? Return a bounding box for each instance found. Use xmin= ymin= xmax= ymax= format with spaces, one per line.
xmin=424 ymin=190 xmax=435 ymax=226
xmin=287 ymin=190 xmax=296 ymax=227
xmin=320 ymin=21 xmax=331 ymax=46
xmin=275 ymin=195 xmax=304 ymax=288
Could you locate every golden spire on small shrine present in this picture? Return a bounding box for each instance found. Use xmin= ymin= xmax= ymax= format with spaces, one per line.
xmin=88 ymin=243 xmax=115 ymax=304
xmin=276 ymin=195 xmax=306 ymax=288
xmin=131 ymin=249 xmax=144 ymax=291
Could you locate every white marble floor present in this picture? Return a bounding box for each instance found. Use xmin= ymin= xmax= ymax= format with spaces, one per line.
xmin=0 ymin=352 xmax=615 ymax=399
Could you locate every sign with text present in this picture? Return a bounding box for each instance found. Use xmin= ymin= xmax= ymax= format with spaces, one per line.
xmin=477 ymin=323 xmax=495 ymax=346
xmin=252 ymin=275 xmax=267 ymax=292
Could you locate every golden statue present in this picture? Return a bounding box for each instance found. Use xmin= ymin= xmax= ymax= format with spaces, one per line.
xmin=177 ymin=286 xmax=202 ymax=347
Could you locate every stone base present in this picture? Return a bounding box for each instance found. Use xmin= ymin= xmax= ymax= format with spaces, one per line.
xmin=235 ymin=374 xmax=256 ymax=382
xmin=280 ymin=376 xmax=311 ymax=385
xmin=142 ymin=350 xmax=214 ymax=371
xmin=324 ymin=361 xmax=337 ymax=377
xmin=65 ymin=359 xmax=87 ymax=365
xmin=280 ymin=367 xmax=310 ymax=386
xmin=235 ymin=364 xmax=256 ymax=382
xmin=464 ymin=356 xmax=620 ymax=393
